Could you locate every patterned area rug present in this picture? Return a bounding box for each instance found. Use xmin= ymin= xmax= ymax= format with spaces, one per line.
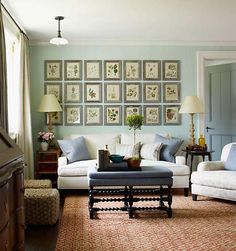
xmin=55 ymin=194 xmax=236 ymax=251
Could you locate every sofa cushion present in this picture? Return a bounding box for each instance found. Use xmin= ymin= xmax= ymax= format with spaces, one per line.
xmin=191 ymin=170 xmax=236 ymax=190
xmin=140 ymin=143 xmax=163 ymax=161
xmin=64 ymin=134 xmax=120 ymax=159
xmin=116 ymin=142 xmax=140 ymax=158
xmin=225 ymin=144 xmax=236 ymax=171
xmin=58 ymin=160 xmax=97 ymax=176
xmin=58 ymin=137 xmax=91 ymax=163
xmin=155 ymin=134 xmax=183 ymax=162
xmin=141 ymin=159 xmax=190 ymax=176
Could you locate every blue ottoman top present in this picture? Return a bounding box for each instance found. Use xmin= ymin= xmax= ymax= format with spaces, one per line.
xmin=88 ymin=166 xmax=173 ymax=179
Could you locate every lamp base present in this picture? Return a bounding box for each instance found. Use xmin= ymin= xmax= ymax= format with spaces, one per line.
xmin=189 ymin=113 xmax=195 ymax=146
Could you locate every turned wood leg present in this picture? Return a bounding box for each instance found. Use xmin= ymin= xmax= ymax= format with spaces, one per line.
xmin=192 ymin=194 xmax=197 ymax=201
xmin=124 ymin=186 xmax=128 ymax=207
xmin=159 ymin=186 xmax=165 ymax=207
xmin=88 ymin=186 xmax=94 ymax=219
xmin=167 ymin=185 xmax=172 ymax=218
xmin=128 ymin=186 xmax=134 ymax=218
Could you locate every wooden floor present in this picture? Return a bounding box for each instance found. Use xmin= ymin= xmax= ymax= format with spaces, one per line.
xmin=24 ymin=189 xmax=186 ymax=251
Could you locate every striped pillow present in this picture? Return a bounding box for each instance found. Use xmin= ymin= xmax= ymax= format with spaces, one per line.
xmin=140 ymin=143 xmax=163 ymax=161
xmin=116 ymin=142 xmax=141 ymax=158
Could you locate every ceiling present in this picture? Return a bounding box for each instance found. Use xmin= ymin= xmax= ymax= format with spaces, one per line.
xmin=2 ymin=0 xmax=236 ymax=45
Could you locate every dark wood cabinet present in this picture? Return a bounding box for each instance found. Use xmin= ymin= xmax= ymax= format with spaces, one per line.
xmin=0 ymin=127 xmax=25 ymax=251
xmin=35 ymin=148 xmax=61 ymax=186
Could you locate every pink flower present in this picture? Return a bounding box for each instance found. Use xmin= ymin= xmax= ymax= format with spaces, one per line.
xmin=37 ymin=131 xmax=54 ymax=143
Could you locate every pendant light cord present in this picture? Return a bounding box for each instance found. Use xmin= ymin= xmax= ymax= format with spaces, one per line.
xmin=57 ymin=18 xmax=61 ymax=38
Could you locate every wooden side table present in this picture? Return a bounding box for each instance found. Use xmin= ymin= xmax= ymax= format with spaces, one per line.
xmin=182 ymin=149 xmax=214 ymax=176
xmin=35 ymin=148 xmax=61 ymax=187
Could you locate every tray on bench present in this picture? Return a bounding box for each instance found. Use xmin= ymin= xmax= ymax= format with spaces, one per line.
xmin=97 ymin=161 xmax=141 ymax=172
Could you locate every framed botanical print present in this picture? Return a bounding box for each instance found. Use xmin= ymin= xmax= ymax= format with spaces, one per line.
xmin=65 ymin=105 xmax=83 ymax=125
xmin=143 ymin=83 xmax=161 ymax=103
xmin=44 ymin=83 xmax=62 ymax=102
xmin=104 ymin=82 xmax=122 ymax=103
xmin=163 ymin=105 xmax=181 ymax=125
xmin=143 ymin=60 xmax=161 ymax=80
xmin=104 ymin=60 xmax=122 ymax=80
xmin=104 ymin=105 xmax=122 ymax=125
xmin=124 ymin=60 xmax=141 ymax=80
xmin=45 ymin=111 xmax=62 ymax=126
xmin=84 ymin=83 xmax=102 ymax=102
xmin=163 ymin=83 xmax=181 ymax=103
xmin=144 ymin=105 xmax=161 ymax=125
xmin=85 ymin=105 xmax=103 ymax=125
xmin=84 ymin=60 xmax=102 ymax=80
xmin=124 ymin=83 xmax=141 ymax=103
xmin=64 ymin=83 xmax=82 ymax=103
xmin=64 ymin=60 xmax=82 ymax=80
xmin=124 ymin=105 xmax=142 ymax=125
xmin=44 ymin=60 xmax=62 ymax=81
xmin=163 ymin=60 xmax=180 ymax=81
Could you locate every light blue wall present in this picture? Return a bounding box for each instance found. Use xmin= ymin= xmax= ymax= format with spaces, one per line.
xmin=29 ymin=44 xmax=229 ymax=152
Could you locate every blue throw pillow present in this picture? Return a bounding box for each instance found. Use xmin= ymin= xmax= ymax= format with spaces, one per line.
xmin=225 ymin=144 xmax=236 ymax=171
xmin=155 ymin=134 xmax=183 ymax=162
xmin=57 ymin=136 xmax=91 ymax=164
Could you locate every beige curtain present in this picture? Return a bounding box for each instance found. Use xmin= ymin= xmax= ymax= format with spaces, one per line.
xmin=0 ymin=5 xmax=8 ymax=132
xmin=17 ymin=32 xmax=34 ymax=178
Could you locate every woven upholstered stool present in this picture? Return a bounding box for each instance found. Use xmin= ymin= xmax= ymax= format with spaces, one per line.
xmin=24 ymin=179 xmax=52 ymax=189
xmin=24 ymin=188 xmax=60 ymax=225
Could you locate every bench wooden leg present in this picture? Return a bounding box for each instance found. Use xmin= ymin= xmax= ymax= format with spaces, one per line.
xmin=88 ymin=186 xmax=94 ymax=219
xmin=167 ymin=185 xmax=172 ymax=218
xmin=128 ymin=186 xmax=134 ymax=218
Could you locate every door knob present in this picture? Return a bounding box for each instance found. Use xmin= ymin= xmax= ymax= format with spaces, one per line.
xmin=206 ymin=126 xmax=214 ymax=132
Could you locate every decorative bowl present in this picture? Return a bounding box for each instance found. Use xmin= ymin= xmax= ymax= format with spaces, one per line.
xmin=127 ymin=158 xmax=141 ymax=168
xmin=109 ymin=154 xmax=125 ymax=163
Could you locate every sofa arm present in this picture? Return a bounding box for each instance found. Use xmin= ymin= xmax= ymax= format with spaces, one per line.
xmin=175 ymin=155 xmax=186 ymax=165
xmin=197 ymin=161 xmax=225 ymax=171
xmin=58 ymin=156 xmax=68 ymax=167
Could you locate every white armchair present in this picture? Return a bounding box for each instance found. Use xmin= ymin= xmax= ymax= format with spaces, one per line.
xmin=191 ymin=142 xmax=236 ymax=202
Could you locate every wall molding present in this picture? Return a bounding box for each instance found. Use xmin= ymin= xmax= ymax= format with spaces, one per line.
xmin=29 ymin=40 xmax=236 ymax=47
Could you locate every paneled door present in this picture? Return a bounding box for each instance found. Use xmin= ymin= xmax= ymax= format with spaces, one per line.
xmin=205 ymin=64 xmax=236 ymax=160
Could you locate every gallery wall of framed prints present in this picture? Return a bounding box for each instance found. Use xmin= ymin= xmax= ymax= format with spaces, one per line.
xmin=44 ymin=59 xmax=181 ymax=126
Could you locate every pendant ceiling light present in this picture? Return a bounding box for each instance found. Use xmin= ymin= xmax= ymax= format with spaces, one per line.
xmin=50 ymin=16 xmax=68 ymax=45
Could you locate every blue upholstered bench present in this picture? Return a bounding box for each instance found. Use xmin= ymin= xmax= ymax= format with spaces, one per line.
xmin=88 ymin=166 xmax=173 ymax=219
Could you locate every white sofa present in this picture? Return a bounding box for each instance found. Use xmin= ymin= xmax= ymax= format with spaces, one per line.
xmin=57 ymin=133 xmax=190 ymax=195
xmin=191 ymin=142 xmax=236 ymax=201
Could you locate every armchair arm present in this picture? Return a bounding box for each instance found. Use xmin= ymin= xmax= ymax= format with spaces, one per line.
xmin=175 ymin=155 xmax=186 ymax=165
xmin=197 ymin=161 xmax=225 ymax=171
xmin=58 ymin=156 xmax=68 ymax=167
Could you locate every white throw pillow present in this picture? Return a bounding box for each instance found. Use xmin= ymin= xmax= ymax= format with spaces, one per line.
xmin=140 ymin=143 xmax=163 ymax=161
xmin=116 ymin=142 xmax=141 ymax=158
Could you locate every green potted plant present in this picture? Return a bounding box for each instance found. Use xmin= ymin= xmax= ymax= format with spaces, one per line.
xmin=126 ymin=114 xmax=144 ymax=168
xmin=126 ymin=114 xmax=144 ymax=144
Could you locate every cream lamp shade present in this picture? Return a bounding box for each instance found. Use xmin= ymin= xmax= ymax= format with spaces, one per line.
xmin=179 ymin=96 xmax=204 ymax=146
xmin=38 ymin=94 xmax=62 ymax=132
xmin=179 ymin=96 xmax=204 ymax=114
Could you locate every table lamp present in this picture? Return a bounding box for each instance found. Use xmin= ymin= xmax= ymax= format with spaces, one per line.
xmin=38 ymin=94 xmax=62 ymax=132
xmin=179 ymin=96 xmax=204 ymax=146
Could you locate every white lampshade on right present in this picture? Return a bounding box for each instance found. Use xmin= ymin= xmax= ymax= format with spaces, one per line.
xmin=179 ymin=96 xmax=204 ymax=114
xmin=179 ymin=96 xmax=204 ymax=146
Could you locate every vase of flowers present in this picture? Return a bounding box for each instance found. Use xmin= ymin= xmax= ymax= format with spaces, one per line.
xmin=37 ymin=132 xmax=54 ymax=151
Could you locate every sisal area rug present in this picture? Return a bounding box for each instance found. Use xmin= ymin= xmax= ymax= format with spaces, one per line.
xmin=55 ymin=194 xmax=236 ymax=251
